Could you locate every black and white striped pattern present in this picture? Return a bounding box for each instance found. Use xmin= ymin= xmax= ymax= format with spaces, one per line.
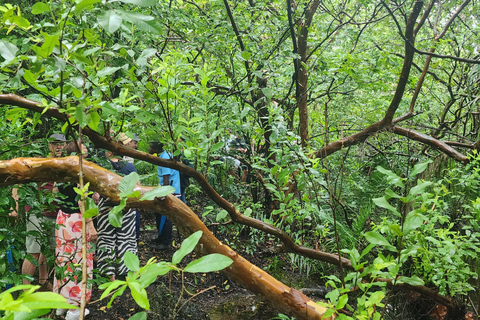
xmin=96 ymin=198 xmax=138 ymax=277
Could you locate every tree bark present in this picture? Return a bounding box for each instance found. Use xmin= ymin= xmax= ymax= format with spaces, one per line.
xmin=0 ymin=157 xmax=332 ymax=320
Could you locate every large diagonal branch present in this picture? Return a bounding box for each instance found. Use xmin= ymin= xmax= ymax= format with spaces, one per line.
xmin=392 ymin=126 xmax=468 ymax=163
xmin=0 ymin=157 xmax=331 ymax=320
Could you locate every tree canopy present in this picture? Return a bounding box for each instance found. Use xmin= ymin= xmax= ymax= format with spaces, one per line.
xmin=1 ymin=0 xmax=480 ymax=319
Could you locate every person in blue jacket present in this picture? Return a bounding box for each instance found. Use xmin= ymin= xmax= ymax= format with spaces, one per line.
xmin=148 ymin=141 xmax=182 ymax=250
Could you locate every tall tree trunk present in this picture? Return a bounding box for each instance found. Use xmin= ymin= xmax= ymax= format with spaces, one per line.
xmin=297 ymin=0 xmax=320 ymax=148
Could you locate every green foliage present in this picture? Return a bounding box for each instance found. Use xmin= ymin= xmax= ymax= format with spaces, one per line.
xmin=0 ymin=285 xmax=77 ymax=320
xmin=99 ymin=231 xmax=233 ymax=311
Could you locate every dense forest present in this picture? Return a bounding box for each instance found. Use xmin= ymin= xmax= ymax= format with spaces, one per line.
xmin=1 ymin=0 xmax=480 ymax=319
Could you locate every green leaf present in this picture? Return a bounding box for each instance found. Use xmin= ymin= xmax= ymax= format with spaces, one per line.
xmin=241 ymin=51 xmax=251 ymax=60
xmin=108 ymin=202 xmax=125 ymax=228
xmin=117 ymin=10 xmax=162 ymax=34
xmin=99 ymin=280 xmax=126 ymax=300
xmin=409 ymin=181 xmax=433 ymax=196
xmin=21 ymin=296 xmax=75 ymax=310
xmin=116 ymin=0 xmax=157 ymax=7
xmin=376 ymin=166 xmax=405 ymax=188
xmin=138 ymin=263 xmax=173 ymax=287
xmin=108 ymin=284 xmax=127 ymax=308
xmin=97 ymin=66 xmax=122 ymax=78
xmin=98 ymin=10 xmax=123 ymax=33
xmin=123 ymin=251 xmax=140 ymax=272
xmin=388 ymin=224 xmax=403 ymax=237
xmin=172 ymin=231 xmax=202 ymax=265
xmin=83 ymin=197 xmax=99 ymax=219
xmin=396 ymin=275 xmax=424 ymax=286
xmin=128 ymin=311 xmax=147 ymax=320
xmin=128 ymin=281 xmax=149 ymax=310
xmin=336 ymin=294 xmax=348 ymax=309
xmin=0 ymin=40 xmax=18 ymax=62
xmin=184 ymin=254 xmax=233 ymax=273
xmin=210 ymin=141 xmax=224 ymax=153
xmin=75 ymin=0 xmax=101 ymax=15
xmin=137 ymin=48 xmax=157 ymax=67
xmin=372 ymin=197 xmax=400 ymax=217
xmin=40 ymin=32 xmax=60 ymax=58
xmin=119 ymin=172 xmax=140 ymax=196
xmin=403 ymin=212 xmax=425 ymax=235
xmin=364 ymin=231 xmax=396 ymax=252
xmin=32 ymin=2 xmax=50 ymax=14
xmin=88 ymin=110 xmax=101 ymax=131
xmin=409 ymin=160 xmax=432 ymax=178
xmin=139 ymin=186 xmax=175 ymax=201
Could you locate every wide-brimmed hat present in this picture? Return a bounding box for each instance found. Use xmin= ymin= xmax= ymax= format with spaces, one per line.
xmin=117 ymin=133 xmax=132 ymax=145
xmin=49 ymin=133 xmax=66 ymax=141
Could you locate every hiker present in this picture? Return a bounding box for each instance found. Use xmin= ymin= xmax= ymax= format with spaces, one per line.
xmin=95 ymin=134 xmax=138 ymax=279
xmin=54 ymin=141 xmax=96 ymax=320
xmin=14 ymin=134 xmax=66 ymax=288
xmin=148 ymin=141 xmax=182 ymax=250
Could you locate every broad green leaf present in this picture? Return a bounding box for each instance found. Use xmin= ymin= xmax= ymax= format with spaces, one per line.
xmin=139 ymin=186 xmax=175 ymax=201
xmin=241 ymin=51 xmax=251 ymax=60
xmin=118 ymin=172 xmax=140 ymax=195
xmin=40 ymin=32 xmax=60 ymax=58
xmin=117 ymin=10 xmax=162 ymax=34
xmin=23 ymin=70 xmax=37 ymax=85
xmin=88 ymin=110 xmax=101 ymax=131
xmin=128 ymin=311 xmax=147 ymax=320
xmin=210 ymin=141 xmax=224 ymax=153
xmin=138 ymin=263 xmax=173 ymax=287
xmin=336 ymin=294 xmax=348 ymax=309
xmin=372 ymin=197 xmax=400 ymax=217
xmin=75 ymin=0 xmax=101 ymax=15
xmin=388 ymin=224 xmax=403 ymax=236
xmin=409 ymin=160 xmax=432 ymax=178
xmin=31 ymin=3 xmax=50 ymax=14
xmin=83 ymin=197 xmax=99 ymax=219
xmin=128 ymin=281 xmax=149 ymax=310
xmin=409 ymin=181 xmax=433 ymax=196
xmin=75 ymin=104 xmax=90 ymax=127
xmin=403 ymin=212 xmax=425 ymax=235
xmin=124 ymin=251 xmax=140 ymax=272
xmin=108 ymin=201 xmax=125 ymax=228
xmin=22 ymin=296 xmax=75 ymax=310
xmin=98 ymin=10 xmax=123 ymax=33
xmin=184 ymin=254 xmax=233 ymax=273
xmin=376 ymin=166 xmax=404 ymax=188
xmin=99 ymin=280 xmax=126 ymax=300
xmin=364 ymin=231 xmax=393 ymax=249
xmin=172 ymin=231 xmax=202 ymax=265
xmin=0 ymin=40 xmax=18 ymax=62
xmin=97 ymin=66 xmax=122 ymax=78
xmin=137 ymin=48 xmax=157 ymax=67
xmin=396 ymin=275 xmax=424 ymax=286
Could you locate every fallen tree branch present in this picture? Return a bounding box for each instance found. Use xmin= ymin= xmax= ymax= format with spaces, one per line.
xmin=0 ymin=156 xmax=331 ymax=320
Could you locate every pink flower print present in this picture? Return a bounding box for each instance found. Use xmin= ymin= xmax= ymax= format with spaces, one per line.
xmin=69 ymin=286 xmax=81 ymax=298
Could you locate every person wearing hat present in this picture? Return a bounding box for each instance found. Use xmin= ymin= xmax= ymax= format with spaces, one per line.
xmin=117 ymin=132 xmax=141 ymax=164
xmin=15 ymin=133 xmax=66 ymax=289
